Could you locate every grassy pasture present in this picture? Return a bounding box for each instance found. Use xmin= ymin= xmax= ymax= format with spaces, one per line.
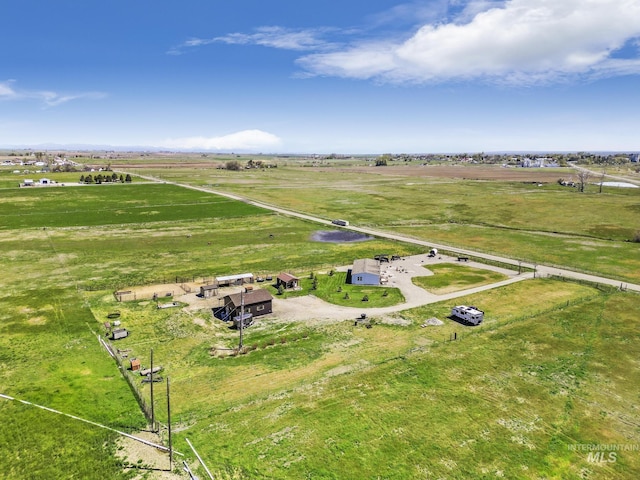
xmin=0 ymin=183 xmax=266 ymax=230
xmin=411 ymin=263 xmax=509 ymax=294
xmin=128 ymin=161 xmax=640 ymax=283
xmin=0 ymin=180 xmax=424 ymax=478
xmin=0 ymin=285 xmax=146 ymax=479
xmin=1 ymin=159 xmax=639 ymax=479
xmin=85 ymin=277 xmax=640 ymax=479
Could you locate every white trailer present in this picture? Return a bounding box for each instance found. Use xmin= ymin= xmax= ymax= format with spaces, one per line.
xmin=451 ymin=305 xmax=484 ymax=325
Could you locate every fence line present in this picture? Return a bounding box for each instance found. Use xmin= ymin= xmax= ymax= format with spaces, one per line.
xmin=0 ymin=392 xmax=180 ymax=455
xmin=114 ymin=347 xmax=154 ymax=424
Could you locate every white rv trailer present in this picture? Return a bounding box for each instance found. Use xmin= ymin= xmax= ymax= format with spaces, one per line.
xmin=450 ymin=305 xmax=484 ymax=325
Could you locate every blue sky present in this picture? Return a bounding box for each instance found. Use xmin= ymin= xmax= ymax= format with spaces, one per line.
xmin=2 ymin=0 xmax=640 ymax=153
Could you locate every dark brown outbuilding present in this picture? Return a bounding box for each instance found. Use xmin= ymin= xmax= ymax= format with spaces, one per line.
xmin=276 ymin=272 xmax=299 ymax=290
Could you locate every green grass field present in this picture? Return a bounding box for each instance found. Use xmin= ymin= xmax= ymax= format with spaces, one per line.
xmin=0 ymin=182 xmax=266 ymax=229
xmin=129 ymin=161 xmax=640 ymax=283
xmin=412 ymin=263 xmax=509 ymax=294
xmin=135 ymin=280 xmax=637 ymax=480
xmin=1 ymin=156 xmax=639 ymax=479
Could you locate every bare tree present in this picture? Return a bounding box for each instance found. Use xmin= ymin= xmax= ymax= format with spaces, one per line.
xmin=576 ymin=169 xmax=591 ymax=193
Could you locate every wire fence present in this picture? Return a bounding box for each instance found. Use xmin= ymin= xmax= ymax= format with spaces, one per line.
xmin=99 ymin=336 xmax=154 ymax=426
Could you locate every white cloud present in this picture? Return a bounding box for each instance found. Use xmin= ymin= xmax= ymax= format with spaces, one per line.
xmin=160 ymin=129 xmax=282 ymax=151
xmin=296 ymin=0 xmax=640 ymax=85
xmin=0 ymin=80 xmax=105 ymax=106
xmin=168 ymin=27 xmax=332 ymax=55
xmin=0 ymin=81 xmax=18 ymax=99
xmin=38 ymin=91 xmax=106 ymax=107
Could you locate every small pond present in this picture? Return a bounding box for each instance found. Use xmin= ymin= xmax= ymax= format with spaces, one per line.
xmin=312 ymin=230 xmax=373 ymax=243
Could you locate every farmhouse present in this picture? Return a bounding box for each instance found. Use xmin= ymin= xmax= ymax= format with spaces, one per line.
xmin=450 ymin=305 xmax=484 ymax=325
xmin=350 ymin=259 xmax=381 ymax=285
xmin=276 ymin=272 xmax=299 ymax=290
xmin=215 ymin=272 xmax=254 ymax=287
xmin=222 ymin=289 xmax=273 ymax=319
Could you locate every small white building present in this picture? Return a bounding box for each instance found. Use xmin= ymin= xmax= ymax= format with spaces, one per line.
xmin=215 ymin=273 xmax=254 ymax=287
xmin=451 ymin=305 xmax=484 ymax=325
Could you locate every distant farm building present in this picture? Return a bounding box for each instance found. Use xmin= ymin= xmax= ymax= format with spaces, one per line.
xmin=222 ymin=289 xmax=273 ymax=320
xmin=350 ymin=259 xmax=381 ymax=285
xmin=520 ymin=157 xmax=559 ymax=168
xmin=215 ymin=273 xmax=254 ymax=287
xmin=276 ymin=273 xmax=299 ymax=290
xmin=450 ymin=305 xmax=484 ymax=325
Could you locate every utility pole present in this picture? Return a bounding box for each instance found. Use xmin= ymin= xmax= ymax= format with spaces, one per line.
xmin=150 ymin=348 xmax=155 ymax=432
xmin=238 ymin=290 xmax=244 ymax=350
xmin=167 ymin=376 xmax=172 ymax=472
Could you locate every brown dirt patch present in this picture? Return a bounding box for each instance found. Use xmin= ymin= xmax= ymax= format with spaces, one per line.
xmin=115 ymin=284 xmax=187 ymax=301
xmin=339 ymin=165 xmax=565 ymax=182
xmin=115 ymin=430 xmax=183 ymax=479
xmin=27 ymin=316 xmax=46 ymax=325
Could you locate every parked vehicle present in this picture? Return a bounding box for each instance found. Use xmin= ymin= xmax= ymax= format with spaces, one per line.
xmin=332 ymin=219 xmax=349 ymax=226
xmin=450 ymin=305 xmax=484 ymax=325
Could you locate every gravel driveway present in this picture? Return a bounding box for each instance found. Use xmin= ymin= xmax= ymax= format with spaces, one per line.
xmin=267 ymin=254 xmax=530 ymax=324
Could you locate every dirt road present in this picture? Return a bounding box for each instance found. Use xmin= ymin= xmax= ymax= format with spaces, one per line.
xmin=132 ymin=172 xmax=640 ymax=296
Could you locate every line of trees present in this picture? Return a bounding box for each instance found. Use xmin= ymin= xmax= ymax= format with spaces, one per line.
xmin=80 ymin=173 xmax=131 ymax=184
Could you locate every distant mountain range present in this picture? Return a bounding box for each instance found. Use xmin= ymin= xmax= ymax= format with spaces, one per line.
xmin=0 ymin=143 xmax=636 ymax=156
